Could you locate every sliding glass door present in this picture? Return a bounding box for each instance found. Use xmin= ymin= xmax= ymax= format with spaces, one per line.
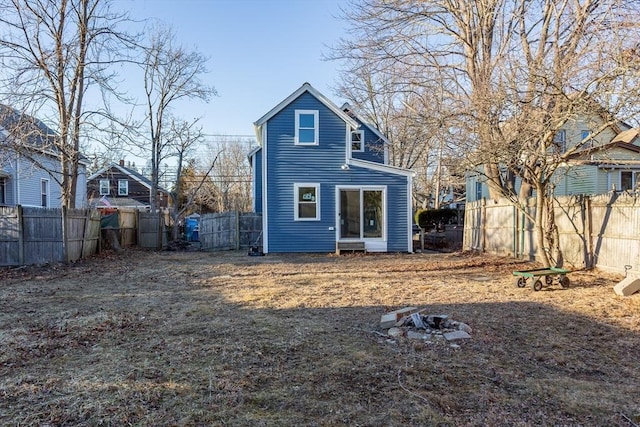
xmin=339 ymin=187 xmax=384 ymax=239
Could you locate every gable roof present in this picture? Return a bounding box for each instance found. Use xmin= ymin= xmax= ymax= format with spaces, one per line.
xmin=253 ymin=83 xmax=358 ymax=144
xmin=341 ymin=103 xmax=391 ymax=146
xmin=0 ymin=104 xmax=89 ymax=165
xmin=88 ymin=162 xmax=169 ymax=193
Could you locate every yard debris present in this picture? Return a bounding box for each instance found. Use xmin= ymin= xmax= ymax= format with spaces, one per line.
xmin=614 ymin=276 xmax=640 ymax=296
xmin=379 ymin=307 xmax=472 ymax=345
xmin=379 ymin=307 xmax=419 ymax=329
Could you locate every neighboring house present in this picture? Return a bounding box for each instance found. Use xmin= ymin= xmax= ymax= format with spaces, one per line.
xmin=249 ymin=82 xmax=415 ymax=254
xmin=466 ymin=112 xmax=638 ymax=201
xmin=87 ymin=160 xmax=170 ymax=209
xmin=0 ymin=105 xmax=88 ymax=208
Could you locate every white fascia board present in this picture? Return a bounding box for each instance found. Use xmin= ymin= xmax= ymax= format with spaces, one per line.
xmin=254 ymin=83 xmax=358 ymax=133
xmin=349 ymin=158 xmax=415 ymax=177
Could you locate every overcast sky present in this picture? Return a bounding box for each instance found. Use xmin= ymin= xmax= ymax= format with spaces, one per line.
xmin=118 ymin=0 xmax=348 ymax=139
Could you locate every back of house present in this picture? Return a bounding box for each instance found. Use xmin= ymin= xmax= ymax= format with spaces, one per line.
xmin=251 ymin=82 xmax=414 ymax=254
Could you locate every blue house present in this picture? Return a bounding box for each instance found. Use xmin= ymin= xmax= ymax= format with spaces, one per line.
xmin=0 ymin=105 xmax=88 ymax=208
xmin=250 ymin=83 xmax=415 ymax=254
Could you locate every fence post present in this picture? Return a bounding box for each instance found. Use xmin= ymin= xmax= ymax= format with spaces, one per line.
xmin=584 ymin=196 xmax=593 ymax=269
xmin=62 ymin=206 xmax=69 ymax=263
xmin=481 ymin=198 xmax=487 ymax=252
xmin=235 ymin=211 xmax=240 ymax=250
xmin=17 ymin=205 xmax=24 ymax=265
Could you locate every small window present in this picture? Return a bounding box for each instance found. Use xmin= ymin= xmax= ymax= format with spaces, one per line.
xmin=554 ymin=130 xmax=566 ymax=153
xmin=118 ymin=180 xmax=128 ymax=196
xmin=0 ymin=177 xmax=5 ymax=204
xmin=295 ymin=110 xmax=319 ymax=145
xmin=99 ymin=179 xmax=110 ymax=195
xmin=41 ymin=179 xmax=49 ymax=208
xmin=351 ymin=130 xmax=364 ymax=152
xmin=475 ymin=182 xmax=483 ymax=201
xmin=294 ymin=183 xmax=320 ymax=220
xmin=581 ymin=130 xmax=591 ymax=148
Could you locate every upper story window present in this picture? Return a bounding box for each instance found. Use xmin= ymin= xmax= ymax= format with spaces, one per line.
xmin=351 ymin=130 xmax=364 ymax=152
xmin=118 ymin=180 xmax=128 ymax=196
xmin=294 ymin=183 xmax=320 ymax=220
xmin=581 ymin=130 xmax=592 ymax=148
xmin=295 ymin=110 xmax=319 ymax=145
xmin=41 ymin=179 xmax=49 ymax=208
xmin=553 ymin=130 xmax=567 ymax=153
xmin=99 ymin=179 xmax=110 ymax=195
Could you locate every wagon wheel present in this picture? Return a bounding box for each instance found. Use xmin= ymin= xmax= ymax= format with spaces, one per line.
xmin=559 ymin=275 xmax=570 ymax=288
xmin=515 ymin=277 xmax=527 ymax=288
xmin=545 ymin=275 xmax=554 ymax=285
xmin=532 ymin=279 xmax=543 ymax=291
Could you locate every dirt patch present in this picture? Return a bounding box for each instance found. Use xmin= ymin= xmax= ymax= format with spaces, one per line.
xmin=1 ymin=249 xmax=639 ymax=426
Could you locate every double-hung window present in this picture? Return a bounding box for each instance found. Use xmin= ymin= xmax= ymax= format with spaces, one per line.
xmin=41 ymin=179 xmax=49 ymax=208
xmin=351 ymin=130 xmax=364 ymax=152
xmin=294 ymin=183 xmax=320 ymax=220
xmin=99 ymin=179 xmax=110 ymax=196
xmin=295 ymin=110 xmax=319 ymax=145
xmin=118 ymin=179 xmax=128 ymax=196
xmin=581 ymin=130 xmax=592 ymax=149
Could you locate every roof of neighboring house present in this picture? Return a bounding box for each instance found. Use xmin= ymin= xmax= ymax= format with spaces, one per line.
xmin=0 ymin=104 xmax=89 ymax=164
xmin=88 ymin=162 xmax=169 ymax=193
xmin=611 ymin=128 xmax=640 ymax=145
xmin=567 ymin=140 xmax=640 ymax=166
xmin=89 ymin=196 xmax=149 ymax=209
xmin=253 ymin=82 xmax=358 ymax=144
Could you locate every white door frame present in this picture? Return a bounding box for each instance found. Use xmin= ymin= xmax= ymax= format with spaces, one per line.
xmin=335 ymin=185 xmax=387 ymax=252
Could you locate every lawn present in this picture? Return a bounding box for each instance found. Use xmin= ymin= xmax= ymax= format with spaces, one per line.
xmin=0 ymin=249 xmax=638 ymax=426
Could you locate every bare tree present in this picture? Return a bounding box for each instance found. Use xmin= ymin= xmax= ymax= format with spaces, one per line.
xmin=204 ymin=137 xmax=253 ymax=213
xmin=335 ymin=0 xmax=640 ymax=266
xmin=140 ymin=25 xmax=216 ymax=212
xmin=166 ymin=118 xmax=219 ymax=240
xmin=0 ymin=0 xmax=134 ymax=209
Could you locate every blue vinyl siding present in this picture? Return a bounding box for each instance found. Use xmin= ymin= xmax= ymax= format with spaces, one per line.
xmin=352 ymin=121 xmax=385 ymax=164
xmin=264 ymin=92 xmax=409 ymax=253
xmin=1 ymin=152 xmax=87 ymax=208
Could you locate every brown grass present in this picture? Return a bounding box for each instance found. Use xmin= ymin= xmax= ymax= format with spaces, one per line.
xmin=1 ymin=249 xmax=639 ymax=426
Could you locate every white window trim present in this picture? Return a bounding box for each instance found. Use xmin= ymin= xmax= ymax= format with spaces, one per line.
xmin=99 ymin=179 xmax=110 ymax=195
xmin=335 ymin=184 xmax=387 ymax=242
xmin=41 ymin=178 xmax=49 ymax=208
xmin=295 ymin=110 xmax=319 ymax=146
xmin=351 ymin=130 xmax=364 ymax=152
xmin=294 ymin=183 xmax=320 ymax=221
xmin=118 ymin=179 xmax=128 ymax=196
xmin=606 ymin=168 xmax=640 ymax=192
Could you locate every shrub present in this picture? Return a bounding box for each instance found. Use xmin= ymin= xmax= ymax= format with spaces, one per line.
xmin=414 ymin=208 xmax=459 ymax=230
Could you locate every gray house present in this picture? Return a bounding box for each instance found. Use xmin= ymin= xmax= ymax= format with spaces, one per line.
xmin=0 ymin=105 xmax=87 ymax=208
xmin=250 ymin=82 xmax=414 ymax=254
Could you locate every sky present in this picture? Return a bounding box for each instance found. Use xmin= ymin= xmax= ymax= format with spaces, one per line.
xmin=119 ymin=0 xmax=349 ymax=140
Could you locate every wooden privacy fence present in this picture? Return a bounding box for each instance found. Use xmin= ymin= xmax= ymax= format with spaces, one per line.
xmin=0 ymin=206 xmax=101 ymax=266
xmin=199 ymin=212 xmax=262 ymax=251
xmin=464 ymin=193 xmax=640 ymax=274
xmin=100 ymin=208 xmax=172 ymax=249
